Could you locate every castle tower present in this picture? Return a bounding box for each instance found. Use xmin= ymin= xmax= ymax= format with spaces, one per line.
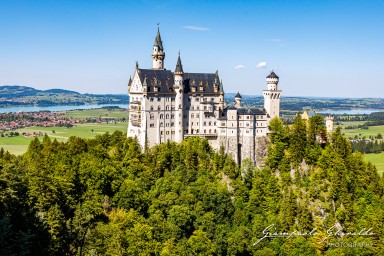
xmin=152 ymin=27 xmax=165 ymax=69
xmin=234 ymin=92 xmax=242 ymax=108
xmin=326 ymin=114 xmax=334 ymax=133
xmin=263 ymin=71 xmax=282 ymax=119
xmin=174 ymin=51 xmax=184 ymax=143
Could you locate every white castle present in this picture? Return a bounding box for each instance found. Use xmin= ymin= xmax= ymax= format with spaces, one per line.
xmin=127 ymin=28 xmax=282 ymax=164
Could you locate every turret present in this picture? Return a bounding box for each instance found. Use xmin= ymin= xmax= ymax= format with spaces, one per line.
xmin=174 ymin=51 xmax=184 ymax=143
xmin=152 ymin=27 xmax=165 ymax=69
xmin=266 ymin=71 xmax=279 ymax=90
xmin=234 ymin=92 xmax=242 ymax=108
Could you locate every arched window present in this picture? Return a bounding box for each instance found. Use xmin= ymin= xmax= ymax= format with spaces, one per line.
xmin=160 ymin=114 xmax=163 ymax=119
xmin=158 ymin=106 xmax=161 ymax=111
xmin=166 ymin=105 xmax=170 ymax=110
xmin=150 ymin=106 xmax=154 ymax=111
xmin=160 ymin=122 xmax=163 ymax=127
xmin=209 ymin=129 xmax=211 ymax=133
xmin=150 ymin=113 xmax=154 ymax=120
xmin=204 ymin=121 xmax=206 ymax=126
xmin=209 ymin=121 xmax=212 ymax=126
xmin=214 ymin=121 xmax=216 ymax=126
xmin=166 ymin=114 xmax=169 ymax=119
xmin=191 ymin=113 xmax=194 ymax=118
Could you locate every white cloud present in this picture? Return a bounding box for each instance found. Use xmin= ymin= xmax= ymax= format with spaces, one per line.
xmin=183 ymin=26 xmax=209 ymax=31
xmin=271 ymin=38 xmax=283 ymax=43
xmin=234 ymin=64 xmax=245 ymax=69
xmin=257 ymin=61 xmax=267 ymax=69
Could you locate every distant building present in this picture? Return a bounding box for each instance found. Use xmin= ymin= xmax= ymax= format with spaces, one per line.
xmin=127 ymin=27 xmax=282 ymax=164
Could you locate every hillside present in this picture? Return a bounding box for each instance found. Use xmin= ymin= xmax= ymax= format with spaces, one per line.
xmin=0 ymin=115 xmax=383 ymax=255
xmin=0 ymin=85 xmax=128 ymax=107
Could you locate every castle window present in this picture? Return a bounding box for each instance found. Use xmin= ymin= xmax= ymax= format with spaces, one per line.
xmin=158 ymin=106 xmax=161 ymax=111
xmin=160 ymin=114 xmax=163 ymax=119
xmin=196 ymin=98 xmax=199 ymax=101
xmin=166 ymin=131 xmax=169 ymax=135
xmin=157 ymin=98 xmax=161 ymax=101
xmin=191 ymin=106 xmax=194 ymax=110
xmin=246 ymin=123 xmax=249 ymax=127
xmin=166 ymin=114 xmax=169 ymax=119
xmin=204 ymin=106 xmax=207 ymax=110
xmin=221 ymin=122 xmax=225 ymax=126
xmin=209 ymin=129 xmax=211 ymax=133
xmin=191 ymin=114 xmax=194 ymax=118
xmin=150 ymin=124 xmax=154 ymax=127
xmin=209 ymin=121 xmax=212 ymax=126
xmin=171 ymin=114 xmax=174 ymax=119
xmin=161 ymin=131 xmax=163 ymax=135
xmin=211 ymin=98 xmax=214 ymax=102
xmin=166 ymin=123 xmax=169 ymax=127
xmin=214 ymin=121 xmax=216 ymax=126
xmin=197 ymin=114 xmax=199 ymax=118
xmin=204 ymin=121 xmax=206 ymax=126
xmin=214 ymin=129 xmax=216 ymax=133
xmin=171 ymin=98 xmax=175 ymax=101
xmin=203 ymin=98 xmax=207 ymax=102
xmin=150 ymin=113 xmax=154 ymax=120
xmin=197 ymin=129 xmax=199 ymax=133
xmin=150 ymin=97 xmax=154 ymax=102
xmin=247 ymin=116 xmax=250 ymax=119
xmin=150 ymin=106 xmax=154 ymax=111
xmin=166 ymin=105 xmax=170 ymax=110
xmin=160 ymin=122 xmax=163 ymax=127
xmin=204 ymin=129 xmax=206 ymax=133
xmin=171 ymin=122 xmax=174 ymax=127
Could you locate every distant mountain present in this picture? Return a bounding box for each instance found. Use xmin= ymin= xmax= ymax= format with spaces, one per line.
xmin=0 ymin=85 xmax=128 ymax=107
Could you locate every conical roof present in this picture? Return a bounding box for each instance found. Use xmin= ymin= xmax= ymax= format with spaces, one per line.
xmin=174 ymin=51 xmax=183 ymax=73
xmin=266 ymin=71 xmax=279 ymax=79
xmin=235 ymin=92 xmax=242 ymax=99
xmin=153 ymin=28 xmax=164 ymax=51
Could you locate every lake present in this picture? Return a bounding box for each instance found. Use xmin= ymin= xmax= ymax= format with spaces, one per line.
xmin=317 ymin=109 xmax=384 ymax=115
xmin=0 ymin=104 xmax=129 ymax=113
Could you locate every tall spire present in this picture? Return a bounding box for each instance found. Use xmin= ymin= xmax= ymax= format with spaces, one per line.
xmin=153 ymin=26 xmax=164 ymax=51
xmin=174 ymin=50 xmax=184 ymax=74
xmin=152 ymin=25 xmax=165 ymax=69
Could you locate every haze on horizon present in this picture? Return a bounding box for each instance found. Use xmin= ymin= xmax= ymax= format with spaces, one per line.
xmin=1 ymin=0 xmax=383 ymax=98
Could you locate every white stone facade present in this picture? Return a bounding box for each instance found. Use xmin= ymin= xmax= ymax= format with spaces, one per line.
xmin=127 ymin=29 xmax=282 ymax=165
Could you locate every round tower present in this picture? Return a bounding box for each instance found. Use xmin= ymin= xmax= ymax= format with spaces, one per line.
xmin=234 ymin=92 xmax=242 ymax=108
xmin=152 ymin=27 xmax=165 ymax=69
xmin=326 ymin=114 xmax=334 ymax=133
xmin=263 ymin=70 xmax=282 ymax=119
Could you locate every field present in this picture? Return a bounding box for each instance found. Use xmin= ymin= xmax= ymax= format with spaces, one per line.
xmin=340 ymin=124 xmax=384 ymax=139
xmin=364 ymin=152 xmax=384 ymax=176
xmin=339 ymin=121 xmax=384 ymax=175
xmin=0 ymin=122 xmax=127 ymax=155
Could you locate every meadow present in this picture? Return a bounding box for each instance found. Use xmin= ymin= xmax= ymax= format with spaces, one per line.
xmin=0 ymin=122 xmax=127 ymax=155
xmin=364 ymin=152 xmax=384 ymax=175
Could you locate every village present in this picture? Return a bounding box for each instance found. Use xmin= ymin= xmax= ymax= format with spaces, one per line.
xmin=0 ymin=110 xmax=123 ymax=137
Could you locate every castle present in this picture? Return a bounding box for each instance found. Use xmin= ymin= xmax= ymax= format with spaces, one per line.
xmin=127 ymin=28 xmax=282 ymax=164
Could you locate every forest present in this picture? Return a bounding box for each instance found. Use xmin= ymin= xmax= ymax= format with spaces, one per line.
xmin=0 ymin=114 xmax=383 ymax=255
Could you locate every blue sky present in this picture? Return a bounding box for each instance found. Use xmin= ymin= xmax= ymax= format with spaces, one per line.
xmin=1 ymin=0 xmax=383 ymax=97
